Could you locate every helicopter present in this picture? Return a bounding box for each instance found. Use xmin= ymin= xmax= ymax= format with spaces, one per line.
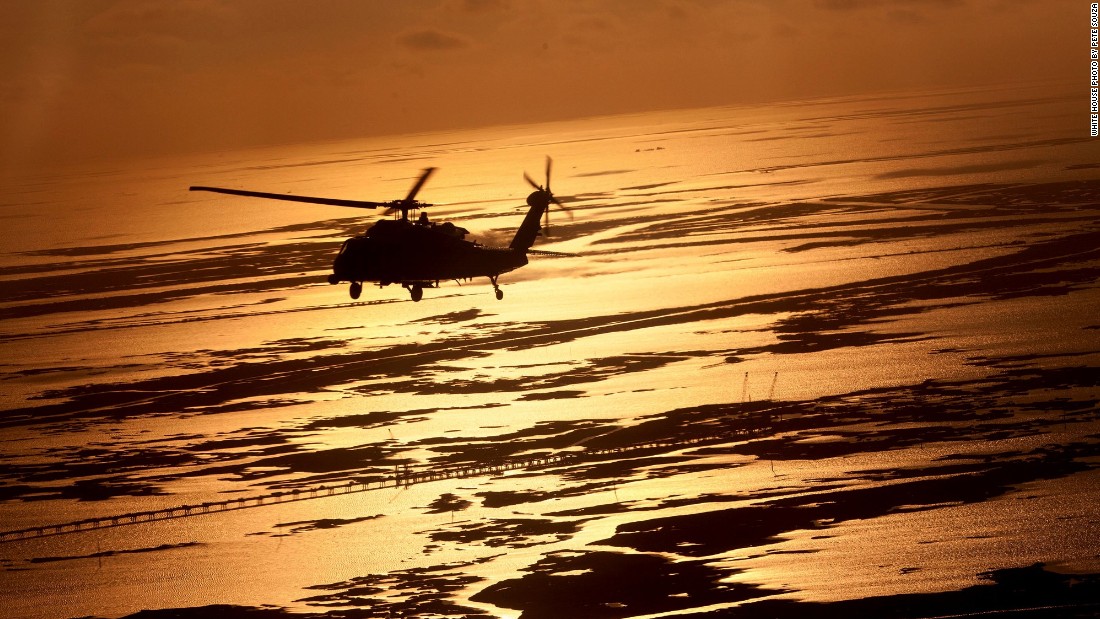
xmin=189 ymin=158 xmax=571 ymax=302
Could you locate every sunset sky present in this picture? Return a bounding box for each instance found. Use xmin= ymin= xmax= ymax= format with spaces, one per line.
xmin=0 ymin=0 xmax=1082 ymax=171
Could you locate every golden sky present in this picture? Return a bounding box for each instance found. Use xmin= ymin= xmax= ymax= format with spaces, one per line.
xmin=0 ymin=0 xmax=1082 ymax=170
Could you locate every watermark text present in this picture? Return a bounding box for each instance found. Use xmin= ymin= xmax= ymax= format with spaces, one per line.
xmin=1091 ymin=3 xmax=1098 ymax=135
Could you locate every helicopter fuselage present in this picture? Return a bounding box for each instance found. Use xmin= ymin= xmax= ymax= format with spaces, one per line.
xmin=332 ymin=219 xmax=528 ymax=289
xmin=325 ymin=185 xmax=557 ymax=301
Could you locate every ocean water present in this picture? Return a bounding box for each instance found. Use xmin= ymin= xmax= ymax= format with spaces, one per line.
xmin=1 ymin=81 xmax=1099 ymax=618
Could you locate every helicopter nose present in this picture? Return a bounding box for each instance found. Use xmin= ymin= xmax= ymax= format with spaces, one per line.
xmin=334 ymin=253 xmax=353 ymax=274
xmin=332 ymin=250 xmax=352 ymax=281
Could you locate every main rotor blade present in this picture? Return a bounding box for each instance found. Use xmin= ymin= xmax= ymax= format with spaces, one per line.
xmin=545 ymin=156 xmax=552 ymax=193
xmin=403 ymin=167 xmax=437 ymax=205
xmin=527 ymin=248 xmax=580 ymax=258
xmin=189 ymin=186 xmax=386 ymax=209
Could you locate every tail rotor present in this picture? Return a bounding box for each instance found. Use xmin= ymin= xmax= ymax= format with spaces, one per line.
xmin=524 ymin=156 xmax=571 ymax=235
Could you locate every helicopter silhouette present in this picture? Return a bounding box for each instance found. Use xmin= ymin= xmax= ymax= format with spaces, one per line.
xmin=190 ymin=158 xmax=571 ymax=302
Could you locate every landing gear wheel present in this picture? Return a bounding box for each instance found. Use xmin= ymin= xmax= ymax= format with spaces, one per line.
xmin=327 ymin=273 xmax=339 ymax=285
xmin=489 ymin=276 xmax=503 ymax=300
xmin=410 ymin=285 xmax=423 ymax=302
xmin=495 ymin=288 xmax=503 ymax=301
xmin=349 ymin=281 xmax=362 ymax=300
